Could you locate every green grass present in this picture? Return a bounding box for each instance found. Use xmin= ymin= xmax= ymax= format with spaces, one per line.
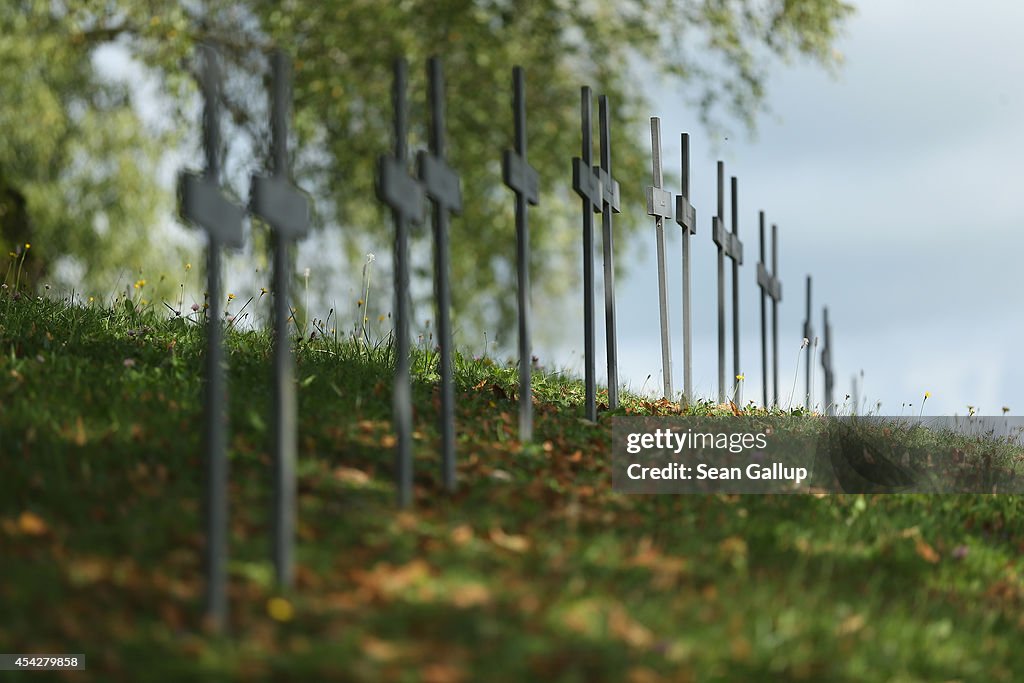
xmin=2 ymin=292 xmax=1024 ymax=682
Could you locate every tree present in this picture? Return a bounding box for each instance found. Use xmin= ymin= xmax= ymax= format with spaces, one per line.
xmin=7 ymin=0 xmax=853 ymax=336
xmin=0 ymin=2 xmax=175 ymax=297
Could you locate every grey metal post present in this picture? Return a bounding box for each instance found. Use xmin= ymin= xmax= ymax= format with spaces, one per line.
xmin=730 ymin=177 xmax=741 ymax=405
xmin=803 ymin=276 xmax=814 ymax=410
xmin=714 ymin=162 xmax=725 ymax=404
xmin=376 ymin=59 xmax=425 ymax=507
xmin=248 ymin=51 xmax=310 ymax=590
xmin=771 ymin=224 xmax=780 ymax=407
xmin=502 ymin=66 xmax=540 ymax=441
xmin=822 ymin=306 xmax=834 ymax=415
xmin=418 ymin=56 xmax=462 ymax=492
xmin=758 ymin=212 xmax=768 ymax=408
xmin=675 ymin=134 xmax=696 ymax=404
xmin=177 ymin=44 xmax=244 ymax=632
xmin=757 ymin=216 xmax=782 ymax=408
xmin=571 ymin=87 xmax=602 ymax=421
xmin=646 ymin=117 xmax=673 ymax=400
xmin=596 ymin=96 xmax=622 ymax=409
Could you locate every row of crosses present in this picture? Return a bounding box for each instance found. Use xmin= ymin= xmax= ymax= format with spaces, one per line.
xmin=178 ymin=47 xmax=841 ymax=632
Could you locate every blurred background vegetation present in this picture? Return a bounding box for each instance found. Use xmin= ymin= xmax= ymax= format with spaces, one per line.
xmin=1 ymin=0 xmax=852 ymax=335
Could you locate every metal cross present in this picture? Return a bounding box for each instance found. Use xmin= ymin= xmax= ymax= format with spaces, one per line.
xmin=711 ymin=164 xmax=742 ymax=403
xmin=571 ymin=86 xmax=602 ymax=421
xmin=803 ymin=275 xmax=814 ymax=410
xmin=248 ymin=51 xmax=310 ymax=590
xmin=821 ymin=306 xmax=835 ymax=415
xmin=675 ymin=133 xmax=696 ymax=404
xmin=502 ymin=66 xmax=539 ymax=442
xmin=176 ymin=44 xmax=244 ymax=634
xmin=417 ymin=56 xmax=461 ymax=492
xmin=594 ymin=95 xmax=622 ymax=409
xmin=729 ymin=177 xmax=743 ymax=405
xmin=646 ymin=117 xmax=673 ymax=400
xmin=757 ymin=214 xmax=782 ymax=408
xmin=376 ymin=58 xmax=425 ymax=508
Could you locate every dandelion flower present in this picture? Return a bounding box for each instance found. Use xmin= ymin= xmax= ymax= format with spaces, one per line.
xmin=266 ymin=596 xmax=294 ymax=622
xmin=736 ymin=374 xmax=745 ymax=381
xmin=924 ymin=391 xmax=931 ymax=399
xmin=260 ymin=287 xmax=268 ymax=296
xmin=185 ymin=263 xmax=192 ymax=271
xmin=227 ymin=293 xmax=236 ymax=301
xmin=24 ymin=243 xmax=30 ymax=249
xmin=133 ymin=279 xmax=146 ymax=289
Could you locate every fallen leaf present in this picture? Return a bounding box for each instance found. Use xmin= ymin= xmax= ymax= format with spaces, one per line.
xmin=836 ymin=613 xmax=866 ymax=636
xmin=360 ymin=636 xmax=403 ymax=662
xmin=489 ymin=528 xmax=530 ymax=553
xmin=18 ymin=510 xmax=48 ymax=536
xmin=915 ymin=537 xmax=941 ymax=564
xmin=608 ymin=605 xmax=654 ymax=648
xmin=423 ymin=662 xmax=466 ymax=683
xmin=450 ymin=582 xmax=490 ymax=608
xmin=334 ymin=466 xmax=370 ymax=485
xmin=449 ymin=524 xmax=474 ymax=546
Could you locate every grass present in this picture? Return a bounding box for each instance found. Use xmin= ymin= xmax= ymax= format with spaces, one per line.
xmin=3 ymin=291 xmax=1024 ymax=682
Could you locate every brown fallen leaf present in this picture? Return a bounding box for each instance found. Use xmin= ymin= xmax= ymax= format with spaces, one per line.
xmin=18 ymin=510 xmax=48 ymax=536
xmin=334 ymin=466 xmax=370 ymax=485
xmin=914 ymin=537 xmax=941 ymax=564
xmin=489 ymin=528 xmax=530 ymax=553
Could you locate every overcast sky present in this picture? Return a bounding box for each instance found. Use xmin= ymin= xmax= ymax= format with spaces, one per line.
xmin=537 ymin=0 xmax=1024 ymax=416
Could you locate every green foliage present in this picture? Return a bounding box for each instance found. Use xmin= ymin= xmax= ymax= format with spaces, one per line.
xmin=4 ymin=0 xmax=853 ymax=331
xmin=0 ymin=2 xmax=181 ymax=297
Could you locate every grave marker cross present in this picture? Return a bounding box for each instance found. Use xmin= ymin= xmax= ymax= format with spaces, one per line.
xmin=646 ymin=117 xmax=673 ymax=400
xmin=248 ymin=51 xmax=310 ymax=590
xmin=757 ymin=214 xmax=782 ymax=408
xmin=803 ymin=276 xmax=814 ymax=409
xmin=711 ymin=164 xmax=742 ymax=403
xmin=822 ymin=307 xmax=835 ymax=415
xmin=502 ymin=66 xmax=540 ymax=442
xmin=417 ymin=56 xmax=462 ymax=492
xmin=176 ymin=44 xmax=244 ymax=633
xmin=571 ymin=87 xmax=602 ymax=421
xmin=376 ymin=58 xmax=425 ymax=508
xmin=674 ymin=133 xmax=696 ymax=404
xmin=595 ymin=96 xmax=622 ymax=409
xmin=729 ymin=177 xmax=743 ymax=405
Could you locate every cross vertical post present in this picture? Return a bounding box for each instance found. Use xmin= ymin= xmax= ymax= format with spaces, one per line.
xmin=418 ymin=56 xmax=461 ymax=492
xmin=571 ymin=87 xmax=602 ymax=421
xmin=675 ymin=133 xmax=696 ymax=404
xmin=822 ymin=306 xmax=834 ymax=415
xmin=502 ymin=66 xmax=540 ymax=442
xmin=730 ymin=177 xmax=742 ymax=405
xmin=771 ymin=223 xmax=781 ymax=407
xmin=758 ymin=212 xmax=768 ymax=408
xmin=249 ymin=50 xmax=310 ymax=589
xmin=757 ymin=215 xmax=782 ymax=408
xmin=713 ymin=161 xmax=726 ymax=404
xmin=646 ymin=117 xmax=673 ymax=400
xmin=595 ymin=96 xmax=622 ymax=409
xmin=177 ymin=44 xmax=244 ymax=633
xmin=377 ymin=58 xmax=425 ymax=507
xmin=803 ymin=276 xmax=814 ymax=410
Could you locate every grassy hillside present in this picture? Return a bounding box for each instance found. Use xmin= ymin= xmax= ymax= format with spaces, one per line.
xmin=2 ymin=292 xmax=1024 ymax=682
